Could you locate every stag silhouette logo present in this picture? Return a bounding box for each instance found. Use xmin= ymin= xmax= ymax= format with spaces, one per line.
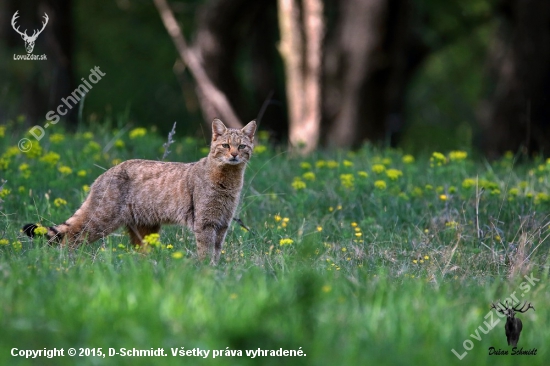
xmin=490 ymin=300 xmax=535 ymax=347
xmin=11 ymin=10 xmax=49 ymax=54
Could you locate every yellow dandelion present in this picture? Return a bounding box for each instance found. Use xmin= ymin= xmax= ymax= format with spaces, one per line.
xmin=166 ymin=244 xmax=174 ymax=249
xmin=446 ymin=221 xmax=458 ymax=229
xmin=12 ymin=241 xmax=22 ymax=251
xmin=385 ymin=169 xmax=403 ymax=181
xmin=462 ymin=178 xmax=475 ymax=189
xmin=355 ymin=232 xmax=362 ymax=237
xmin=84 ymin=141 xmax=101 ymax=154
xmin=371 ymin=164 xmax=386 ymax=174
xmin=374 ymin=180 xmax=387 ymax=190
xmin=316 ymin=226 xmax=323 ymax=232
xmin=327 ymin=160 xmax=339 ymax=169
xmin=49 ymin=133 xmax=65 ymax=143
xmin=449 ymin=150 xmax=468 ymax=161
xmin=172 ymin=251 xmax=184 ymax=259
xmin=129 ymin=127 xmax=147 ymax=139
xmin=34 ymin=226 xmax=48 ymax=236
xmin=24 ymin=142 xmax=43 ymax=158
xmin=115 ymin=139 xmax=125 ymax=148
xmin=413 ymin=259 xmax=418 ymax=264
xmin=357 ymin=171 xmax=368 ymax=178
xmin=274 ymin=215 xmax=282 ymax=222
xmin=535 ymin=192 xmax=549 ymax=204
xmin=402 ymin=154 xmax=415 ymax=164
xmin=82 ymin=185 xmax=90 ymax=193
xmin=143 ymin=233 xmax=161 ymax=247
xmin=254 ymin=145 xmax=267 ymax=154
xmin=279 ymin=238 xmax=294 ymax=246
xmin=300 ymin=162 xmax=312 ymax=170
xmin=0 ymin=188 xmax=11 ymax=198
xmin=340 ymin=174 xmax=354 ymax=189
xmin=315 ymin=160 xmax=326 ymax=168
xmin=343 ymin=160 xmax=354 ymax=167
xmin=424 ymin=255 xmax=430 ymax=260
xmin=283 ymin=217 xmax=290 ymax=223
xmin=430 ymin=152 xmax=447 ymax=166
xmin=342 ymin=247 xmax=347 ymax=252
xmin=439 ymin=194 xmax=447 ymax=201
xmin=302 ymin=171 xmax=316 ymax=181
xmin=0 ymin=239 xmax=9 ymax=245
xmin=39 ymin=151 xmax=61 ymax=166
xmin=322 ymin=285 xmax=332 ymax=293
xmin=351 ymin=222 xmax=358 ymax=227
xmin=58 ymin=166 xmax=72 ymax=175
xmin=292 ymin=177 xmax=306 ymax=190
xmin=54 ymin=198 xmax=67 ymax=207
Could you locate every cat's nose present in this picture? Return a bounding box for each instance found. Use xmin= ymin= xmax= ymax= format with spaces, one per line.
xmin=231 ymin=151 xmax=238 ymax=157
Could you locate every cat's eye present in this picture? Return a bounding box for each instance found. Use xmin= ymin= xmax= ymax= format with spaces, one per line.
xmin=222 ymin=144 xmax=230 ymax=149
xmin=238 ymin=144 xmax=246 ymax=150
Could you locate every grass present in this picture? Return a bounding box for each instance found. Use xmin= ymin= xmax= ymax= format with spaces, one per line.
xmin=0 ymin=118 xmax=549 ymax=365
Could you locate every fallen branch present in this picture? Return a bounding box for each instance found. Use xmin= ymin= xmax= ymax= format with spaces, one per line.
xmin=153 ymin=0 xmax=242 ymax=129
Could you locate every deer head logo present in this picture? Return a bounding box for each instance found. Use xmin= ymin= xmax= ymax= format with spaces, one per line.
xmin=11 ymin=10 xmax=49 ymax=54
xmin=490 ymin=301 xmax=534 ymax=347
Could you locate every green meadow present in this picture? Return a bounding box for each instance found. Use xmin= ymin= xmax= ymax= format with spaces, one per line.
xmin=0 ymin=119 xmax=549 ymax=365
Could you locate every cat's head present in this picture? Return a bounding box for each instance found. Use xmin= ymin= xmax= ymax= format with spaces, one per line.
xmin=210 ymin=119 xmax=256 ymax=166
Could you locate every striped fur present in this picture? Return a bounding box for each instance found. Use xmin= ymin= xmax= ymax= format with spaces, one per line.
xmin=22 ymin=119 xmax=256 ymax=264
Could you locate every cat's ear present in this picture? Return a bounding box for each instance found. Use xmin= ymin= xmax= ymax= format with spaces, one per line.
xmin=212 ymin=118 xmax=227 ymax=141
xmin=241 ymin=120 xmax=257 ymax=140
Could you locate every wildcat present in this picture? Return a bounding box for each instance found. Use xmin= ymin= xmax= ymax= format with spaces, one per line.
xmin=23 ymin=119 xmax=256 ymax=264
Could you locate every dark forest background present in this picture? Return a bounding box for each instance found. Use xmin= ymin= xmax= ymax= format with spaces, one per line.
xmin=1 ymin=0 xmax=550 ymax=157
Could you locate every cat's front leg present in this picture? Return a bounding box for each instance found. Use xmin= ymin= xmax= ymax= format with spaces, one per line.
xmin=193 ymin=222 xmax=228 ymax=265
xmin=194 ymin=225 xmax=214 ymax=262
xmin=193 ymin=221 xmax=219 ymax=263
xmin=212 ymin=225 xmax=229 ymax=265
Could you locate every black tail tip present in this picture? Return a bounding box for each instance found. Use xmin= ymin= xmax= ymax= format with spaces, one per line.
xmin=22 ymin=223 xmax=38 ymax=238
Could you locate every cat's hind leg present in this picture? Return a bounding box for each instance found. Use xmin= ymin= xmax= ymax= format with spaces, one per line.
xmin=23 ymin=199 xmax=123 ymax=247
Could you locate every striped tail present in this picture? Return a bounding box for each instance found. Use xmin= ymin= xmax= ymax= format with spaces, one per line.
xmin=22 ymin=223 xmax=63 ymax=243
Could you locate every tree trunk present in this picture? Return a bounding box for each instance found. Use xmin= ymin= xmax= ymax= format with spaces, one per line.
xmin=480 ymin=0 xmax=550 ymax=158
xmin=191 ymin=0 xmax=288 ymax=140
xmin=277 ymin=0 xmax=324 ymax=153
xmin=322 ymin=0 xmax=424 ymax=148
